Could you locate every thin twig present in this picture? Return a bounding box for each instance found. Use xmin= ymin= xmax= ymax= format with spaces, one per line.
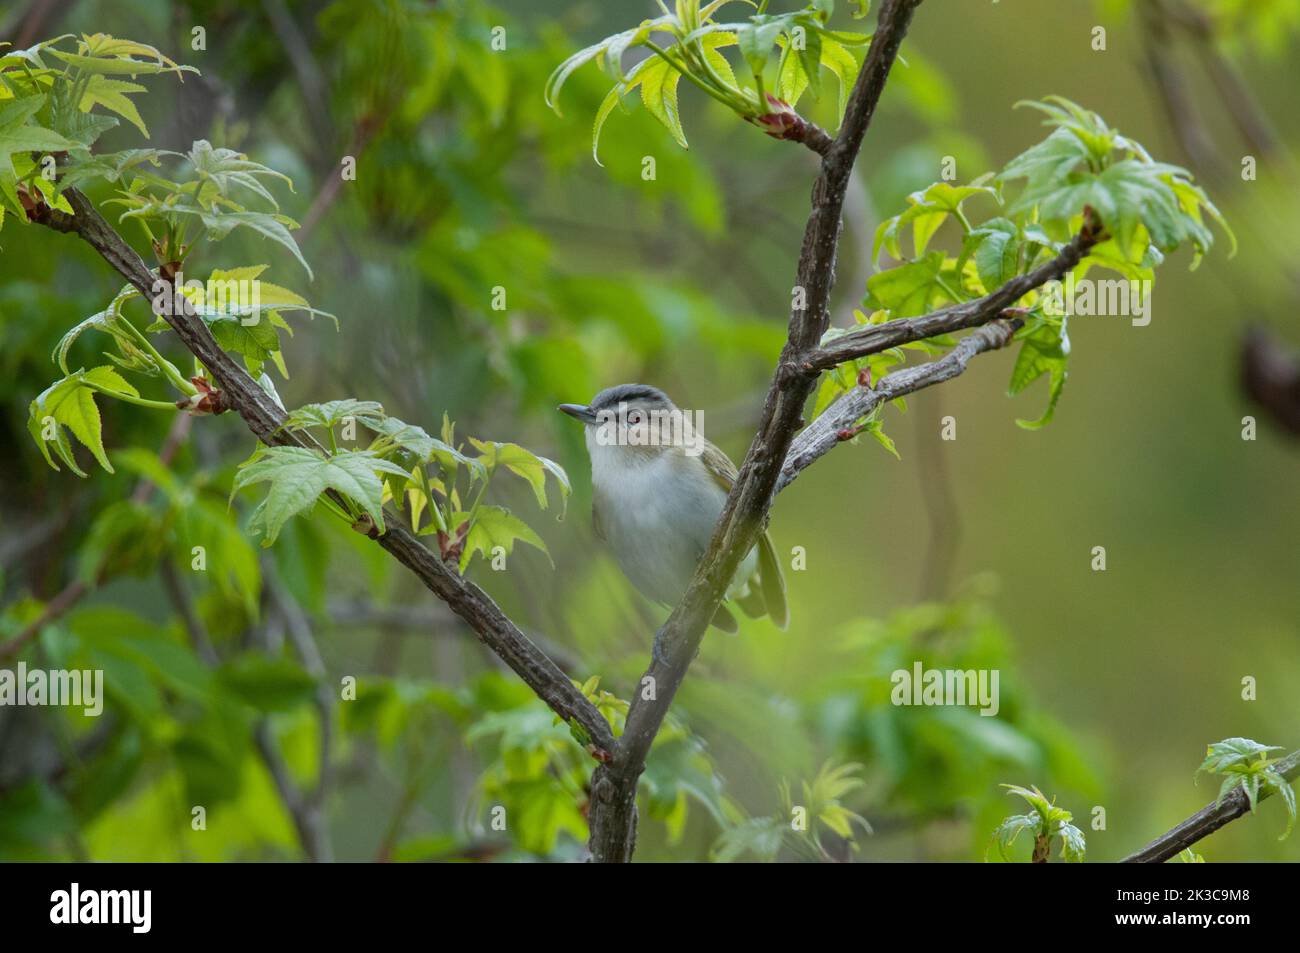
xmin=1122 ymin=750 xmax=1300 ymax=863
xmin=779 ymin=318 xmax=1024 ymax=493
xmin=801 ymin=224 xmax=1100 ymax=373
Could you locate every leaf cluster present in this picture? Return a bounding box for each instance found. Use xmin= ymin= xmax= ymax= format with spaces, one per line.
xmin=1196 ymin=737 xmax=1296 ymax=840
xmin=546 ymin=0 xmax=872 ymax=163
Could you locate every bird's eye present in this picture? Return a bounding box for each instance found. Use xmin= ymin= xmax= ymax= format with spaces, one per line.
xmin=627 ymin=410 xmax=643 ymax=425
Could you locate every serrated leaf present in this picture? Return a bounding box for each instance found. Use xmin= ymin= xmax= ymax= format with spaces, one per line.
xmin=457 ymin=504 xmax=549 ymax=572
xmin=1009 ymin=319 xmax=1069 ymax=429
xmin=233 ymin=447 xmax=410 ymax=545
xmin=283 ymin=399 xmax=385 ymax=432
xmin=467 ymin=438 xmax=570 ymax=514
xmin=638 ymin=55 xmax=688 ymax=149
xmin=80 ymin=75 xmax=149 ymax=137
xmin=27 ymin=366 xmax=137 ymax=475
xmin=53 ymin=285 xmax=141 ymax=373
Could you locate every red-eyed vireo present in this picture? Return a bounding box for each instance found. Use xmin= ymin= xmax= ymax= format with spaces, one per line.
xmin=559 ymin=384 xmax=788 ymax=634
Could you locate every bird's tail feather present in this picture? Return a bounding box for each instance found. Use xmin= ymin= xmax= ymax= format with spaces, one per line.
xmin=756 ymin=531 xmax=789 ymax=629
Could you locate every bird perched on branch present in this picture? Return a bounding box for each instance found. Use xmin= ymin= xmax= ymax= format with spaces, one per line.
xmin=559 ymin=384 xmax=788 ymax=639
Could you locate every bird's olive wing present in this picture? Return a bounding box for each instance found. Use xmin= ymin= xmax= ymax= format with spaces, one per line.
xmin=701 ymin=440 xmax=738 ymax=491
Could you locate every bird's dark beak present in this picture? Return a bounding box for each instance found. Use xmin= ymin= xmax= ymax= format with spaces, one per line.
xmin=558 ymin=403 xmax=597 ymax=424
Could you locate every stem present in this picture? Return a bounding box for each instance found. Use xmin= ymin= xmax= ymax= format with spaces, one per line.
xmin=690 ymin=34 xmax=741 ymax=101
xmin=935 ymin=275 xmax=966 ymax=303
xmin=317 ymin=493 xmax=357 ymax=525
xmin=464 ymin=463 xmax=495 ymax=523
xmin=122 ymin=318 xmax=199 ymax=396
xmin=644 ymin=41 xmax=744 ymax=113
xmin=81 ymin=379 xmax=182 ymax=411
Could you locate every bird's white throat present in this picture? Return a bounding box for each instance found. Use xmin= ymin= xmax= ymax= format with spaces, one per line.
xmin=585 ymin=432 xmax=755 ymax=606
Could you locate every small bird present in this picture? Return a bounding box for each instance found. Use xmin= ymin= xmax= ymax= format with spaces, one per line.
xmin=559 ymin=384 xmax=787 ymax=635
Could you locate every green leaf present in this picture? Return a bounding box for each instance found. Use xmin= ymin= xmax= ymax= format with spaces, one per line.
xmin=217 ymin=655 xmax=317 ymax=712
xmin=457 ymin=504 xmax=549 ymax=572
xmin=362 ymin=413 xmax=471 ymax=470
xmin=186 ymin=139 xmax=292 ymax=208
xmin=58 ymin=148 xmax=170 ymax=190
xmin=798 ymin=25 xmax=823 ymax=100
xmin=47 ymin=33 xmax=196 ymax=78
xmin=0 ymin=94 xmax=77 ymax=216
xmin=972 ymin=220 xmax=1022 ymax=292
xmin=53 ymin=285 xmax=142 ymax=374
xmin=638 ymin=55 xmax=688 ymax=149
xmin=737 ymin=17 xmax=787 ymax=78
xmin=175 ymin=496 xmax=263 ymax=619
xmin=79 ymin=75 xmax=149 ymax=137
xmin=27 ymin=366 xmax=137 ymax=475
xmin=467 ymin=438 xmax=570 ymax=513
xmin=1197 ymin=737 xmax=1283 ymax=776
xmin=232 ymin=447 xmax=410 ymax=545
xmin=864 ymin=251 xmax=946 ymax=317
xmin=711 ymin=816 xmax=786 ymax=862
xmin=818 ymin=36 xmax=860 ymax=120
xmin=1057 ymin=821 xmax=1087 ymax=862
xmin=201 ymin=210 xmax=312 ymax=279
xmin=864 ymin=420 xmax=899 ymax=459
xmin=1008 ymin=319 xmax=1069 ymax=430
xmin=592 ymin=85 xmax=623 ymax=166
xmin=1265 ymin=771 xmax=1296 ymax=841
xmin=284 ymin=399 xmax=386 ymax=433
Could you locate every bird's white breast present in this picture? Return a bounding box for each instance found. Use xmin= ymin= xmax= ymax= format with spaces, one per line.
xmin=586 ymin=434 xmax=756 ymax=606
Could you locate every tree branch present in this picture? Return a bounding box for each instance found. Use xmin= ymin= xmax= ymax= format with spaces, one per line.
xmin=35 ymin=188 xmax=616 ymax=761
xmin=778 ymin=317 xmax=1023 ymax=493
xmin=1122 ymin=749 xmax=1300 ymax=863
xmin=800 ymin=223 xmax=1100 ymax=373
xmin=586 ymin=0 xmax=924 ymax=863
xmin=1242 ymin=325 xmax=1300 ymax=437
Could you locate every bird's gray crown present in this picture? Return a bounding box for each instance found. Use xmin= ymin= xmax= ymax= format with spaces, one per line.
xmin=588 ymin=383 xmax=674 ymax=412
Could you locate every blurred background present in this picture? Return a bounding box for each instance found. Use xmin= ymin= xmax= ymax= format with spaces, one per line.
xmin=0 ymin=0 xmax=1296 ymax=862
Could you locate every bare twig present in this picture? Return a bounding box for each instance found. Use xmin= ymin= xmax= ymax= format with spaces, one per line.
xmin=912 ymin=388 xmax=961 ymax=600
xmin=1241 ymin=326 xmax=1300 ymax=437
xmin=253 ymin=721 xmax=334 ymax=862
xmin=266 ymin=570 xmax=334 ymax=807
xmin=260 ymin=0 xmax=332 ymax=151
xmin=160 ymin=560 xmax=220 ymax=666
xmin=1123 ymin=749 xmax=1300 ymax=863
xmin=1 ymin=0 xmax=74 ymax=47
xmin=1139 ymin=0 xmax=1226 ymax=180
xmin=779 ymin=318 xmax=1024 ymax=493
